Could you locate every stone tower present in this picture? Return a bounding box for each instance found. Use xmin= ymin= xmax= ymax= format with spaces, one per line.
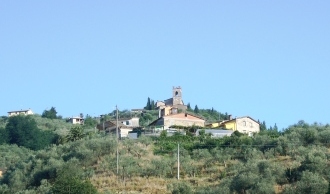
xmin=172 ymin=86 xmax=183 ymax=105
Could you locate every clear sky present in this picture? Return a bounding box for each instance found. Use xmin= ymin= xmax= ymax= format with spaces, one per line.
xmin=1 ymin=1 xmax=329 ymax=130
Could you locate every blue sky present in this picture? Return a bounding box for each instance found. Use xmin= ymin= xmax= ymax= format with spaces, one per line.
xmin=1 ymin=1 xmax=329 ymax=129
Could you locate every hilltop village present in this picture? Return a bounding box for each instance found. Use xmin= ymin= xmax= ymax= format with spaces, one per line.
xmin=6 ymin=86 xmax=260 ymax=139
xmin=1 ymin=87 xmax=330 ymax=194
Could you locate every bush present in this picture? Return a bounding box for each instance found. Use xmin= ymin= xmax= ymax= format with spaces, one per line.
xmin=168 ymin=182 xmax=192 ymax=194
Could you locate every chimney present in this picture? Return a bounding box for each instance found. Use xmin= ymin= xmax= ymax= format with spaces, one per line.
xmin=228 ymin=115 xmax=232 ymax=120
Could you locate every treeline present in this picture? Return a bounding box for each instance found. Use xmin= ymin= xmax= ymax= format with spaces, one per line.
xmin=0 ymin=115 xmax=58 ymax=150
xmin=154 ymin=121 xmax=330 ymax=193
xmin=0 ymin=115 xmax=330 ymax=193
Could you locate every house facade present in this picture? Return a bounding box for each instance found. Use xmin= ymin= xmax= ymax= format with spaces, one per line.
xmin=219 ymin=116 xmax=260 ymax=136
xmin=8 ymin=109 xmax=33 ymax=117
xmin=149 ymin=112 xmax=205 ymax=130
xmin=120 ymin=117 xmax=139 ymax=127
xmin=97 ymin=120 xmax=134 ymax=138
xmin=67 ymin=117 xmax=84 ymax=125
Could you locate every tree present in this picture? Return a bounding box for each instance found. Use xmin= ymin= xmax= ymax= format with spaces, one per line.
xmin=260 ymin=121 xmax=267 ymax=131
xmin=151 ymin=100 xmax=155 ymax=110
xmin=84 ymin=115 xmax=98 ymax=128
xmin=283 ymin=171 xmax=328 ymax=194
xmin=144 ymin=97 xmax=151 ymax=110
xmin=51 ymin=163 xmax=97 ymax=194
xmin=187 ymin=103 xmax=191 ymax=110
xmin=194 ymin=105 xmax=199 ymax=114
xmin=5 ymin=115 xmax=57 ymax=150
xmin=42 ymin=107 xmax=58 ymax=119
xmin=66 ymin=126 xmax=85 ymax=142
xmin=0 ymin=127 xmax=8 ymax=144
xmin=168 ymin=182 xmax=192 ymax=194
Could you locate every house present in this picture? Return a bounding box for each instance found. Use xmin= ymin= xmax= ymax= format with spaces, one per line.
xmin=120 ymin=117 xmax=139 ymax=127
xmin=205 ymin=122 xmax=221 ymax=128
xmin=67 ymin=116 xmax=84 ymax=125
xmin=97 ymin=120 xmax=134 ymax=138
xmin=8 ymin=109 xmax=34 ymax=117
xmin=219 ymin=116 xmax=260 ymax=136
xmin=196 ymin=129 xmax=234 ymax=138
xmin=148 ymin=112 xmax=205 ymax=131
xmin=131 ymin=109 xmax=145 ymax=113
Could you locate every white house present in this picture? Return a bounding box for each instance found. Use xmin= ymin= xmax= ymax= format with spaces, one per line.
xmin=8 ymin=109 xmax=34 ymax=117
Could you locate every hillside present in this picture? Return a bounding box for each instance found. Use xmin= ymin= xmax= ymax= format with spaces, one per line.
xmin=1 ymin=115 xmax=330 ymax=193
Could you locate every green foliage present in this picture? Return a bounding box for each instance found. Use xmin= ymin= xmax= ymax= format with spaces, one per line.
xmin=160 ymin=130 xmax=167 ymax=139
xmin=187 ymin=108 xmax=227 ymax=123
xmin=0 ymin=127 xmax=8 ymax=144
xmin=66 ymin=126 xmax=85 ymax=142
xmin=1 ymin=118 xmax=330 ymax=193
xmin=186 ymin=103 xmax=192 ymax=111
xmin=51 ymin=163 xmax=97 ymax=194
xmin=0 ymin=116 xmax=8 ymax=129
xmin=84 ymin=114 xmax=98 ymax=128
xmin=168 ymin=181 xmax=192 ymax=194
xmin=4 ymin=115 xmax=57 ymax=150
xmin=139 ymin=110 xmax=158 ymax=126
xmin=144 ymin=97 xmax=156 ymax=110
xmin=42 ymin=107 xmax=59 ymax=119
xmin=283 ymin=171 xmax=328 ymax=194
xmin=194 ymin=105 xmax=199 ymax=114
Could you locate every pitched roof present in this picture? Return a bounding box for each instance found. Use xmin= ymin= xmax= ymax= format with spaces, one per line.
xmin=163 ymin=112 xmax=205 ymax=120
xmin=8 ymin=109 xmax=32 ymax=113
xmin=97 ymin=120 xmax=130 ymax=131
xmin=220 ymin=116 xmax=260 ymax=125
xmin=148 ymin=112 xmax=205 ymax=126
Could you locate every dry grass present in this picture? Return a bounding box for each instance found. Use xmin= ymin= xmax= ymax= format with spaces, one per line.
xmin=94 ymin=176 xmax=171 ymax=194
xmin=90 ymin=143 xmax=299 ymax=193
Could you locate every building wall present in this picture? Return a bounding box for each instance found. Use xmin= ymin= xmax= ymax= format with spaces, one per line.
xmin=206 ymin=122 xmax=220 ymax=128
xmin=156 ymin=101 xmax=165 ymax=107
xmin=8 ymin=110 xmax=33 ymax=117
xmin=160 ymin=106 xmax=172 ymax=116
xmin=223 ymin=120 xmax=237 ymax=130
xmin=164 ymin=119 xmax=204 ymax=129
xmin=120 ymin=128 xmax=133 ymax=138
xmin=121 ymin=118 xmax=139 ymax=127
xmin=236 ymin=117 xmax=260 ymax=135
xmin=163 ymin=114 xmax=205 ymax=129
xmin=70 ymin=117 xmax=84 ymax=125
xmin=172 ymin=86 xmax=183 ymax=105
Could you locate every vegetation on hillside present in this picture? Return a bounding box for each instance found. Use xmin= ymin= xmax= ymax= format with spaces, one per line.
xmin=0 ymin=112 xmax=330 ymax=193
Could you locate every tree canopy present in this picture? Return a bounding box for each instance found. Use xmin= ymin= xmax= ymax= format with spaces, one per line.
xmin=42 ymin=107 xmax=58 ymax=119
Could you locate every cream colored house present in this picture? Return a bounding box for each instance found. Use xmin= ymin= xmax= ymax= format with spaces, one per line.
xmin=149 ymin=112 xmax=205 ymax=130
xmin=8 ymin=109 xmax=34 ymax=117
xmin=67 ymin=117 xmax=84 ymax=125
xmin=120 ymin=117 xmax=139 ymax=127
xmin=219 ymin=116 xmax=260 ymax=136
xmin=97 ymin=120 xmax=134 ymax=138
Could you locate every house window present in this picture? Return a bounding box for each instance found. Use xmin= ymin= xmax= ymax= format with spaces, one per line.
xmin=126 ymin=121 xmax=129 ymax=125
xmin=243 ymin=121 xmax=246 ymax=126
